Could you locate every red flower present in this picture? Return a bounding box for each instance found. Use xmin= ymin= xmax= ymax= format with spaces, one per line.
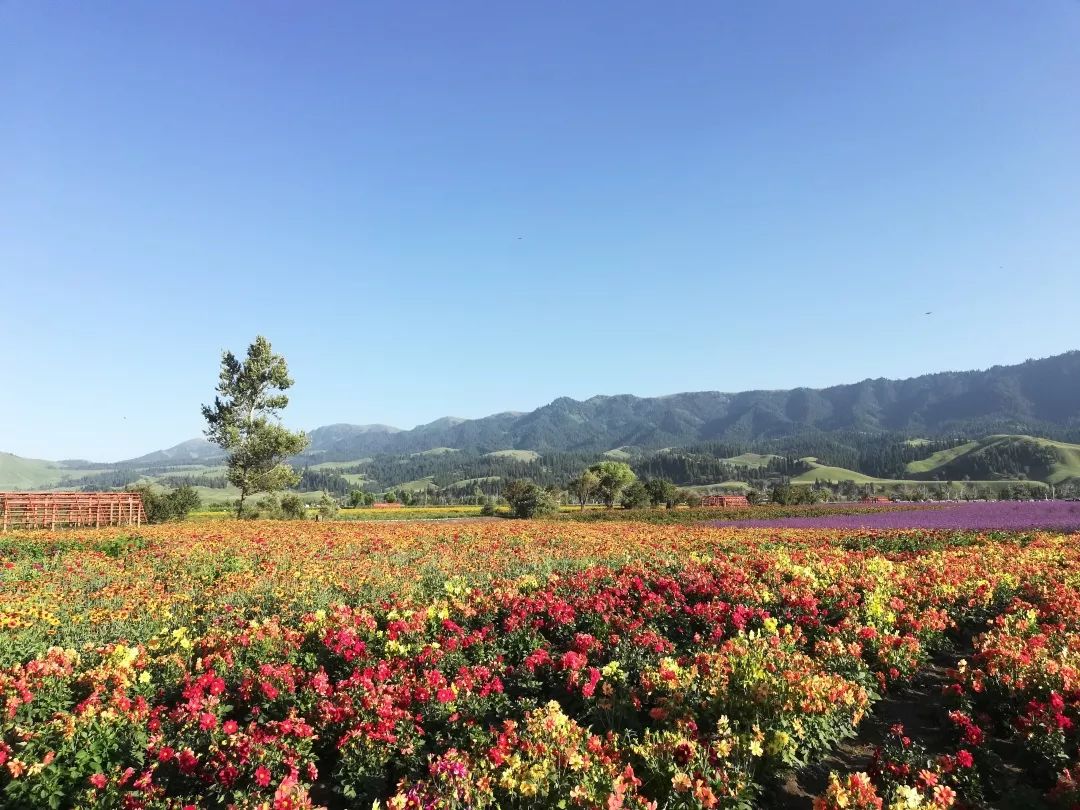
xmin=254 ymin=765 xmax=272 ymax=787
xmin=178 ymin=749 xmax=198 ymax=774
xmin=89 ymin=773 xmax=107 ymax=790
xmin=561 ymin=651 xmax=587 ymax=671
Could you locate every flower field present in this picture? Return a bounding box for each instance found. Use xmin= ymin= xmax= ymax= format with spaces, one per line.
xmin=2 ymin=520 xmax=1080 ymax=808
xmin=717 ymin=499 xmax=1080 ymax=532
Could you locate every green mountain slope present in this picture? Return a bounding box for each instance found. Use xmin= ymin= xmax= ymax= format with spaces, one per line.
xmin=791 ymin=458 xmax=894 ymax=485
xmin=0 ymin=454 xmax=110 ymax=489
xmin=904 ymin=435 xmax=1080 ymax=483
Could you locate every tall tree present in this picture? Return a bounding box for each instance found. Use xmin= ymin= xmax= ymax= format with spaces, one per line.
xmin=202 ymin=336 xmax=309 ymax=518
xmin=644 ymin=477 xmax=678 ymax=508
xmin=589 ymin=461 xmax=636 ymax=508
xmin=568 ymin=469 xmax=600 ymax=510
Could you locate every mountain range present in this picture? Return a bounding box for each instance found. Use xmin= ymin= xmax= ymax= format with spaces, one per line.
xmin=2 ymin=351 xmax=1079 ymax=490
xmin=167 ymin=350 xmax=1079 ymax=464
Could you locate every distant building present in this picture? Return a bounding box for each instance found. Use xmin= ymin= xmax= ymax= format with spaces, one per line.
xmin=700 ymin=494 xmax=750 ymax=508
xmin=861 ymin=495 xmax=891 ymax=504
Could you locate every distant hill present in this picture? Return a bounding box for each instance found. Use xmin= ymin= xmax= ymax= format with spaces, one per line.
xmin=293 ymin=351 xmax=1080 ymax=460
xmin=4 ymin=351 xmax=1080 ymax=491
xmin=0 ymin=452 xmax=67 ymax=489
xmin=904 ymin=435 xmax=1080 ymax=484
xmin=117 ymin=438 xmax=225 ymax=468
xmin=0 ymin=453 xmax=110 ymax=489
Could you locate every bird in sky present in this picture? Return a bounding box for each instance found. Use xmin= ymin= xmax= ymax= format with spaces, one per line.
xmin=924 ymin=311 xmax=933 ymax=315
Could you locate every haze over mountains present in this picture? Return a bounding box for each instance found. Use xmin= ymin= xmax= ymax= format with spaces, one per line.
xmin=100 ymin=350 xmax=1080 ymax=465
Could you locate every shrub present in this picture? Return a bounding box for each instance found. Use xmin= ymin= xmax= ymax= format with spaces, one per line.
xmin=317 ymin=493 xmax=341 ymax=520
xmin=620 ymin=480 xmax=651 ymax=509
xmin=503 ymin=480 xmax=559 ymax=518
xmin=677 ymin=489 xmax=702 ymax=508
xmin=280 ymin=493 xmax=307 ymax=520
xmin=129 ymin=484 xmax=201 ymax=523
xmin=348 ymin=489 xmax=376 ymax=508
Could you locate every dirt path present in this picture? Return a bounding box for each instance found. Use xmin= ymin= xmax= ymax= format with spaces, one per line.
xmin=767 ymin=636 xmax=972 ymax=808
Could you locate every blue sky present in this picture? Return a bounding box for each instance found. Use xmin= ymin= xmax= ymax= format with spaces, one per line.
xmin=2 ymin=2 xmax=1078 ymax=461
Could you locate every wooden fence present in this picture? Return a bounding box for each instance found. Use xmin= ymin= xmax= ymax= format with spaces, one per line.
xmin=0 ymin=492 xmax=147 ymax=531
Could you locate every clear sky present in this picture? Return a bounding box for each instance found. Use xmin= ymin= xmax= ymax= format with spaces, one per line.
xmin=2 ymin=2 xmax=1079 ymax=461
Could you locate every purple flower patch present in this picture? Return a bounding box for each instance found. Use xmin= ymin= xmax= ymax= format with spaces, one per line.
xmin=712 ymin=500 xmax=1080 ymax=532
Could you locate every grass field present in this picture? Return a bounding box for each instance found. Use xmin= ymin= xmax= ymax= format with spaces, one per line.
xmin=790 ymin=456 xmax=1049 ymax=492
xmin=484 ymin=449 xmax=541 ymax=461
xmin=678 ymin=480 xmax=753 ymax=493
xmin=389 ymin=476 xmax=438 ymax=492
xmin=722 ymin=452 xmax=781 ymax=467
xmin=307 ymin=459 xmax=372 ymax=470
xmin=444 ymin=475 xmax=500 ymax=490
xmin=791 ymin=457 xmax=895 ymax=484
xmin=904 ymin=435 xmax=1080 ymax=483
xmin=0 ymin=453 xmax=108 ymax=489
xmin=903 ymin=440 xmax=980 ymax=474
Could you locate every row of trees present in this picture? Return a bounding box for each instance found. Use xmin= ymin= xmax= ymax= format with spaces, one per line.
xmin=182 ymin=338 xmax=1080 ymax=522
xmin=506 ymin=462 xmax=718 ymax=517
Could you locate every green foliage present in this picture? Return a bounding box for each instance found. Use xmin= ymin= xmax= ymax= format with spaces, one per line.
xmin=677 ymin=488 xmax=702 ymax=508
xmin=503 ymin=479 xmax=559 ymax=518
xmin=280 ymin=493 xmax=307 ymax=519
xmin=480 ymin=497 xmax=497 ymax=516
xmin=348 ymin=489 xmax=376 ymax=508
xmin=567 ymin=469 xmax=600 ymax=510
xmin=128 ymin=484 xmax=201 ymax=524
xmin=201 ymin=335 xmax=309 ymax=517
xmin=94 ymin=534 xmax=149 ymax=558
xmin=317 ymin=493 xmax=340 ymax=520
xmin=619 ymin=480 xmax=651 ymax=509
xmin=588 ymin=461 xmax=636 ymax=508
xmin=769 ymin=483 xmax=825 ymax=505
xmin=644 ymin=477 xmax=678 ymax=508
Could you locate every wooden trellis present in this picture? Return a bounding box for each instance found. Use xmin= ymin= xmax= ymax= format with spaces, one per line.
xmin=0 ymin=492 xmax=146 ymax=531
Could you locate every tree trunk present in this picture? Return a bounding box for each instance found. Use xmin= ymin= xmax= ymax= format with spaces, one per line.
xmin=236 ymin=491 xmax=246 ymax=519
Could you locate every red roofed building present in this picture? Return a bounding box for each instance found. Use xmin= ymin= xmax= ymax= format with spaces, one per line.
xmin=700 ymin=494 xmax=750 ymax=508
